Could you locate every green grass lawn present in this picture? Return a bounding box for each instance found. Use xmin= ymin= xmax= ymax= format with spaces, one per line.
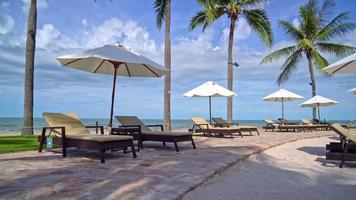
xmin=0 ymin=135 xmax=39 ymax=154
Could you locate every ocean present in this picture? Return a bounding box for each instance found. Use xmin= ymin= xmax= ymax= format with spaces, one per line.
xmin=0 ymin=117 xmax=353 ymax=134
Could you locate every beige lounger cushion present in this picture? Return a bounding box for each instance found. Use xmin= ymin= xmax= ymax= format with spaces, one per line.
xmin=331 ymin=123 xmax=356 ymax=143
xmin=301 ymin=118 xmax=316 ymax=126
xmin=43 ymin=112 xmax=91 ymax=135
xmin=192 ymin=117 xmax=213 ymax=129
xmin=115 ymin=116 xmax=152 ymax=132
xmin=43 ymin=112 xmax=133 ymax=142
xmin=67 ymin=134 xmax=133 ymax=142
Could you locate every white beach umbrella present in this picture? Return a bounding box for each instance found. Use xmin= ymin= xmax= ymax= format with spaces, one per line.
xmin=348 ymin=88 xmax=356 ymax=94
xmin=56 ymin=43 xmax=169 ymax=129
xmin=300 ymin=95 xmax=338 ymax=120
xmin=183 ymin=81 xmax=236 ymax=124
xmin=323 ymin=53 xmax=356 ymax=74
xmin=263 ymin=89 xmax=304 ymax=119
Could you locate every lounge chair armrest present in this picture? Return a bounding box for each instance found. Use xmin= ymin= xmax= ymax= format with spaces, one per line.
xmin=42 ymin=126 xmax=66 ymax=137
xmin=119 ymin=125 xmax=141 ymax=129
xmin=193 ymin=123 xmax=209 ymax=130
xmin=85 ymin=125 xmax=104 ymax=134
xmin=214 ymin=123 xmax=230 ymax=128
xmin=112 ymin=127 xmax=141 ymax=135
xmin=146 ymin=124 xmax=164 ymax=131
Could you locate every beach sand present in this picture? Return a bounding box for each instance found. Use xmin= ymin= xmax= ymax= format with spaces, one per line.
xmin=185 ymin=137 xmax=356 ymax=200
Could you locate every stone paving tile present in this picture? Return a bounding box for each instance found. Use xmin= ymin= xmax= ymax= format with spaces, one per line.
xmin=0 ymin=131 xmax=335 ymax=200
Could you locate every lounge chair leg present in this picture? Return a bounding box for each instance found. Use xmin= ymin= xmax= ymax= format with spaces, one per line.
xmin=100 ymin=149 xmax=105 ymax=163
xmin=174 ymin=142 xmax=179 ymax=152
xmin=249 ymin=131 xmax=252 ymax=136
xmin=163 ymin=141 xmax=166 ymax=147
xmin=62 ymin=139 xmax=67 ymax=158
xmin=191 ymin=139 xmax=196 ymax=149
xmin=131 ymin=143 xmax=137 ymax=158
xmin=256 ymin=129 xmax=260 ymax=136
xmin=39 ymin=128 xmax=46 ymax=153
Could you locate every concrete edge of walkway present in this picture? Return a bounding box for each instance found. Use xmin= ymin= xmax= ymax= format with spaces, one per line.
xmin=176 ymin=134 xmax=333 ymax=200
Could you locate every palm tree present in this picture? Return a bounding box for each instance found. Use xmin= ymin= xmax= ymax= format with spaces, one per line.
xmin=22 ymin=0 xmax=37 ymax=135
xmin=190 ymin=0 xmax=273 ymax=122
xmin=154 ymin=0 xmax=172 ymax=131
xmin=261 ymin=0 xmax=355 ymax=119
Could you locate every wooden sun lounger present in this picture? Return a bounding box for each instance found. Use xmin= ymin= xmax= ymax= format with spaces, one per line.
xmin=326 ymin=123 xmax=356 ymax=168
xmin=263 ymin=119 xmax=309 ymax=132
xmin=115 ymin=116 xmax=196 ymax=152
xmin=39 ymin=113 xmax=136 ymax=163
xmin=301 ymin=118 xmax=329 ymax=131
xmin=263 ymin=120 xmax=279 ymax=132
xmin=191 ymin=117 xmax=242 ymax=138
xmin=212 ymin=117 xmax=259 ymax=136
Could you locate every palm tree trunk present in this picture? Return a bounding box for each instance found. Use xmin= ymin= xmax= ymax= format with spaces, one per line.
xmin=163 ymin=0 xmax=171 ymax=131
xmin=306 ymin=53 xmax=317 ymax=120
xmin=227 ymin=16 xmax=236 ymax=123
xmin=22 ymin=0 xmax=37 ymax=135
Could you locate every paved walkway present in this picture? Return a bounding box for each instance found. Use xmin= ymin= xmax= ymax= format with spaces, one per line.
xmin=0 ymin=131 xmax=334 ymax=200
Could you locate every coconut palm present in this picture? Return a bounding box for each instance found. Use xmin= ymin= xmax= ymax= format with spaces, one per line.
xmin=22 ymin=0 xmax=37 ymax=135
xmin=261 ymin=0 xmax=355 ymax=119
xmin=190 ymin=0 xmax=273 ymax=122
xmin=154 ymin=0 xmax=172 ymax=131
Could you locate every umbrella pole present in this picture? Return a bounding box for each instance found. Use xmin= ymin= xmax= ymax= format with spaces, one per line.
xmin=209 ymin=96 xmax=212 ymax=124
xmin=318 ymin=104 xmax=320 ymax=120
xmin=282 ymin=99 xmax=284 ymax=119
xmin=109 ymin=65 xmax=118 ymax=133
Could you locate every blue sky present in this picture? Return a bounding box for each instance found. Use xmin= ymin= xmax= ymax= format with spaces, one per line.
xmin=0 ymin=0 xmax=355 ymax=120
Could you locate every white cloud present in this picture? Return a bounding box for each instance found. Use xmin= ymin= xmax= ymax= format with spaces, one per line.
xmin=21 ymin=0 xmax=48 ymax=13
xmin=37 ymin=24 xmax=79 ymax=51
xmin=0 ymin=2 xmax=15 ymax=35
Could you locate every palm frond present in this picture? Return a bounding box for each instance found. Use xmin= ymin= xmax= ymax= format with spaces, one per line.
xmin=154 ymin=0 xmax=167 ymax=29
xmin=299 ymin=2 xmax=319 ymax=39
xmin=318 ymin=0 xmax=335 ymax=23
xmin=189 ymin=10 xmax=210 ymax=31
xmin=297 ymin=38 xmax=315 ymax=50
xmin=278 ymin=20 xmax=304 ymax=41
xmin=310 ymin=49 xmax=328 ymax=71
xmin=317 ymin=12 xmax=355 ymax=41
xmin=316 ymin=42 xmax=356 ymax=57
xmin=277 ymin=50 xmax=303 ymax=85
xmin=260 ymin=45 xmax=297 ymax=64
xmin=244 ymin=9 xmax=273 ymax=47
xmin=241 ymin=0 xmax=269 ymax=7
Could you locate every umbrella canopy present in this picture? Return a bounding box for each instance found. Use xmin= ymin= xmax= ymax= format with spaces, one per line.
xmin=56 ymin=44 xmax=169 ymax=130
xmin=323 ymin=53 xmax=356 ymax=74
xmin=57 ymin=44 xmax=168 ymax=77
xmin=300 ymin=95 xmax=338 ymax=120
xmin=348 ymin=88 xmax=356 ymax=94
xmin=263 ymin=89 xmax=304 ymax=119
xmin=183 ymin=81 xmax=236 ymax=124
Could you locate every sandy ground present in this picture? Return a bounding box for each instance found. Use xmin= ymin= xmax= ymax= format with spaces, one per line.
xmin=185 ymin=137 xmax=356 ymax=200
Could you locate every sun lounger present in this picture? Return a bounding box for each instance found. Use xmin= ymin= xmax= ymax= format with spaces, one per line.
xmin=212 ymin=117 xmax=259 ymax=136
xmin=301 ymin=118 xmax=329 ymax=131
xmin=263 ymin=120 xmax=279 ymax=132
xmin=279 ymin=118 xmax=298 ymax=125
xmin=39 ymin=112 xmax=136 ymax=163
xmin=325 ymin=123 xmax=356 ymax=168
xmin=191 ymin=117 xmax=242 ymax=137
xmin=115 ymin=116 xmax=196 ymax=152
xmin=264 ymin=119 xmax=308 ymax=132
